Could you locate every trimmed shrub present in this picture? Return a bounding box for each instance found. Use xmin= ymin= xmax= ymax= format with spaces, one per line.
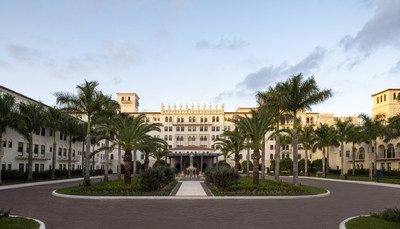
xmin=241 ymin=160 xmax=253 ymax=173
xmin=140 ymin=167 xmax=175 ymax=191
xmin=311 ymin=159 xmax=322 ymax=172
xmin=329 ymin=168 xmax=341 ymax=175
xmin=371 ymin=208 xmax=400 ymax=223
xmin=298 ymin=159 xmax=311 ymax=173
xmin=204 ymin=166 xmax=240 ymax=191
xmin=280 ymin=158 xmax=293 ymax=173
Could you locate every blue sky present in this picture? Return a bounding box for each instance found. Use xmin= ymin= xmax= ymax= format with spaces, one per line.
xmin=1 ymin=0 xmax=399 ymax=116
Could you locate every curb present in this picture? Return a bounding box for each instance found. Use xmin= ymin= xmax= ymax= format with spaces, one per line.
xmin=338 ymin=215 xmax=369 ymax=229
xmin=299 ymin=176 xmax=400 ymax=189
xmin=52 ymin=189 xmax=330 ymax=200
xmin=10 ymin=215 xmax=46 ymax=229
xmin=0 ymin=176 xmax=104 ymax=191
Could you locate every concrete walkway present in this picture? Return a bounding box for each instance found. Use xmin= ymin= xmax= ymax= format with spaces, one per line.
xmin=0 ymin=176 xmax=103 ymax=190
xmin=175 ymin=181 xmax=207 ymax=196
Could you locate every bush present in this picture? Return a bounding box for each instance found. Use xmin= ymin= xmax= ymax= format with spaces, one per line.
xmin=204 ymin=166 xmax=239 ymax=191
xmin=0 ymin=208 xmax=11 ymax=220
xmin=311 ymin=159 xmax=322 ymax=172
xmin=130 ymin=161 xmax=142 ymax=174
xmin=371 ymin=208 xmax=400 ymax=223
xmin=140 ymin=167 xmax=175 ymax=191
xmin=241 ymin=160 xmax=253 ymax=173
xmin=329 ymin=168 xmax=341 ymax=175
xmin=218 ymin=160 xmax=231 ymax=168
xmin=280 ymin=158 xmax=293 ymax=173
xmin=298 ymin=159 xmax=311 ymax=173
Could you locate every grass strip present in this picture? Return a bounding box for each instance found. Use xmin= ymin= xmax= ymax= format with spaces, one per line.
xmin=0 ymin=217 xmax=40 ymax=229
xmin=346 ymin=216 xmax=400 ymax=229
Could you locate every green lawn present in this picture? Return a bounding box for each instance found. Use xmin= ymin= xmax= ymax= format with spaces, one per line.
xmin=346 ymin=216 xmax=400 ymax=229
xmin=316 ymin=174 xmax=400 ymax=184
xmin=206 ymin=177 xmax=327 ymax=196
xmin=56 ymin=178 xmax=177 ymax=196
xmin=0 ymin=217 xmax=40 ymax=229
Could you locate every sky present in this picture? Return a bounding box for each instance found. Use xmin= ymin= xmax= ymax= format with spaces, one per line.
xmin=0 ymin=0 xmax=400 ymax=116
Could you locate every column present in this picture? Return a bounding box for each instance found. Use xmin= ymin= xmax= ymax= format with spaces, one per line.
xmin=180 ymin=155 xmax=183 ymax=173
xmin=200 ymin=155 xmax=203 ymax=173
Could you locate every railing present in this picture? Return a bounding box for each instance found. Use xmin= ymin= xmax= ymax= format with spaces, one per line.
xmin=377 ymin=155 xmax=400 ymax=160
xmin=16 ymin=152 xmax=51 ymax=160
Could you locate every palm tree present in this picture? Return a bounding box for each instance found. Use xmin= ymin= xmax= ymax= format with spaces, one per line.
xmin=278 ymin=73 xmax=332 ymax=185
xmin=106 ymin=114 xmax=162 ymax=185
xmin=334 ymin=119 xmax=352 ymax=177
xmin=46 ymin=107 xmax=64 ymax=180
xmin=256 ymin=85 xmax=286 ymax=181
xmin=54 ymin=80 xmax=108 ymax=186
xmin=138 ymin=136 xmax=167 ymax=170
xmin=0 ymin=93 xmax=17 ymax=183
xmin=214 ymin=128 xmax=246 ymax=170
xmin=347 ymin=124 xmax=362 ymax=175
xmin=359 ymin=113 xmax=385 ymax=181
xmin=230 ymin=108 xmax=275 ymax=185
xmin=298 ymin=126 xmax=317 ymax=176
xmin=62 ymin=114 xmax=80 ymax=178
xmin=314 ymin=123 xmax=331 ymax=178
xmin=15 ymin=102 xmax=47 ymax=180
xmin=150 ymin=143 xmax=170 ymax=167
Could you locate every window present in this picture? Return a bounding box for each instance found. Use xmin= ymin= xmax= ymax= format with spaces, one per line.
xmin=377 ymin=97 xmax=379 ymax=104
xmin=164 ymin=126 xmax=168 ymax=131
xmin=34 ymin=144 xmax=39 ymax=156
xmin=60 ymin=133 xmax=63 ymax=140
xmin=169 ymin=117 xmax=172 ymax=122
xmin=380 ymin=96 xmax=382 ymax=102
xmin=164 ymin=135 xmax=168 ymax=140
xmin=216 ymin=135 xmax=219 ymax=139
xmin=216 ymin=117 xmax=219 ymax=122
xmin=26 ymin=143 xmax=30 ymax=154
xmin=8 ymin=140 xmax=12 ymax=148
xmin=394 ymin=93 xmax=396 ymax=100
xmin=110 ymin=154 xmax=114 ymax=160
xmin=59 ymin=164 xmax=62 ymax=170
xmin=212 ymin=116 xmax=215 ymax=122
xmin=181 ymin=127 xmax=184 ymax=131
xmin=200 ymin=136 xmax=204 ymax=141
xmin=72 ymin=150 xmax=75 ymax=157
xmin=63 ymin=148 xmax=67 ymax=157
xmin=270 ymin=154 xmax=273 ymax=159
xmin=212 ymin=135 xmax=215 ymax=140
xmin=387 ymin=163 xmax=391 ymax=171
xmin=7 ymin=164 xmax=11 ymax=170
xmin=35 ymin=164 xmax=39 ymax=172
xmin=193 ymin=117 xmax=196 ymax=122
xmin=58 ymin=148 xmax=62 ymax=156
xmin=176 ymin=136 xmax=180 ymax=141
xmin=200 ymin=127 xmax=203 ymax=132
xmin=205 ymin=127 xmax=208 ymax=131
xmin=19 ymin=163 xmax=24 ymax=172
xmin=381 ymin=163 xmax=385 ymax=170
xmin=201 ymin=118 xmax=203 ymax=123
xmin=40 ymin=164 xmax=44 ymax=172
xmin=41 ymin=127 xmax=45 ymax=136
xmin=50 ymin=147 xmax=52 ymax=152
xmin=204 ymin=136 xmax=207 ymax=141
xmin=270 ymin=145 xmax=273 ymax=150
xmin=298 ymin=154 xmax=301 ymax=159
xmin=169 ymin=135 xmax=172 ymax=141
xmin=50 ymin=129 xmax=53 ymax=136
xmin=384 ymin=94 xmax=386 ymax=101
xmin=141 ymin=154 xmax=144 ymax=160
xmin=192 ymin=136 xmax=196 ymax=141
xmin=216 ymin=126 xmax=220 ymax=131
xmin=18 ymin=142 xmax=23 ymax=153
xmin=212 ymin=127 xmax=215 ymax=131
xmin=41 ymin=145 xmax=45 ymax=156
xmin=188 ymin=126 xmax=191 ymax=132
xmin=205 ymin=118 xmax=208 ymax=122
xmin=176 ymin=127 xmax=180 ymax=131
xmin=169 ymin=127 xmax=172 ymax=132
xmin=121 ymin=96 xmax=124 ymax=101
xmin=177 ymin=118 xmax=180 ymax=123
xmin=128 ymin=96 xmax=131 ymax=101
xmin=181 ymin=118 xmax=184 ymax=123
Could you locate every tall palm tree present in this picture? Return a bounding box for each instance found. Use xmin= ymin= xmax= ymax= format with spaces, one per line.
xmin=347 ymin=124 xmax=362 ymax=175
xmin=334 ymin=119 xmax=352 ymax=177
xmin=62 ymin=114 xmax=80 ymax=179
xmin=230 ymin=108 xmax=275 ymax=185
xmin=0 ymin=93 xmax=17 ymax=183
xmin=314 ymin=123 xmax=332 ymax=178
xmin=359 ymin=113 xmax=385 ymax=181
xmin=106 ymin=114 xmax=162 ymax=185
xmin=298 ymin=126 xmax=317 ymax=176
xmin=54 ymin=80 xmax=108 ymax=186
xmin=256 ymin=85 xmax=286 ymax=181
xmin=278 ymin=73 xmax=332 ymax=185
xmin=325 ymin=126 xmax=339 ymax=175
xmin=214 ymin=128 xmax=246 ymax=170
xmin=46 ymin=106 xmax=64 ymax=180
xmin=15 ymin=102 xmax=47 ymax=180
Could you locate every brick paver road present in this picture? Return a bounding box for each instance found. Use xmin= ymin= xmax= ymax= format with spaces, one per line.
xmin=1 ymin=176 xmax=399 ymax=229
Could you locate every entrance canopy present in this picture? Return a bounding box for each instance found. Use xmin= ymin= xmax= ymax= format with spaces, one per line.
xmin=168 ymin=146 xmax=221 ymax=157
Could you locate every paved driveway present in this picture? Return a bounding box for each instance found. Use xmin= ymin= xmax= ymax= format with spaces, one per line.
xmin=1 ymin=177 xmax=399 ymax=229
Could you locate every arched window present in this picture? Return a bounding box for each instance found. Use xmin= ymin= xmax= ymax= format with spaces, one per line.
xmin=165 ymin=117 xmax=168 ymax=122
xmin=201 ymin=118 xmax=204 ymax=122
xmin=180 ymin=136 xmax=184 ymax=141
xmin=212 ymin=135 xmax=215 ymax=140
xmin=192 ymin=136 xmax=196 ymax=141
xmin=177 ymin=118 xmax=180 ymax=123
xmin=200 ymin=136 xmax=204 ymax=141
xmin=164 ymin=135 xmax=168 ymax=140
xmin=168 ymin=135 xmax=172 ymax=141
xmin=193 ymin=116 xmax=196 ymax=122
xmin=169 ymin=117 xmax=172 ymax=122
xmin=270 ymin=154 xmax=273 ymax=159
xmin=128 ymin=96 xmax=131 ymax=101
xmin=189 ymin=117 xmax=192 ymax=122
xmin=121 ymin=97 xmax=124 ymax=101
xmin=216 ymin=117 xmax=219 ymax=122
xmin=204 ymin=136 xmax=207 ymax=141
xmin=164 ymin=126 xmax=168 ymax=131
xmin=176 ymin=136 xmax=180 ymax=140
xmin=181 ymin=117 xmax=184 ymax=122
xmin=212 ymin=116 xmax=215 ymax=122
xmin=188 ymin=136 xmax=192 ymax=141
xmin=205 ymin=118 xmax=208 ymax=122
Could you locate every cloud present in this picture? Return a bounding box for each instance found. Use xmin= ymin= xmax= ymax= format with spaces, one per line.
xmin=103 ymin=42 xmax=138 ymax=65
xmin=340 ymin=0 xmax=400 ymax=56
xmin=389 ymin=60 xmax=400 ymax=73
xmin=196 ymin=38 xmax=249 ymax=50
xmin=215 ymin=46 xmax=327 ymax=101
xmin=5 ymin=42 xmax=40 ymax=63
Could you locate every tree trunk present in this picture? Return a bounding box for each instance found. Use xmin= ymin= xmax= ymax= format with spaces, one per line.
xmin=251 ymin=150 xmax=261 ymax=185
xmin=305 ymin=149 xmax=308 ymax=176
xmin=223 ymin=160 xmax=227 ymax=167
xmin=0 ymin=136 xmax=3 ymax=184
xmin=275 ymin=135 xmax=280 ymax=182
xmin=326 ymin=146 xmax=330 ymax=175
xmin=133 ymin=150 xmax=137 ymax=177
xmin=373 ymin=141 xmax=377 ymax=177
xmin=341 ymin=142 xmax=345 ymax=177
xmin=369 ymin=142 xmax=373 ymax=181
xmin=292 ymin=129 xmax=299 ymax=186
xmin=104 ymin=139 xmax=109 ymax=182
xmin=51 ymin=131 xmax=57 ymax=180
xmin=118 ymin=145 xmax=122 ymax=180
xmin=234 ymin=153 xmax=240 ymax=170
xmin=123 ymin=150 xmax=132 ymax=185
xmin=67 ymin=137 xmax=72 ymax=179
xmin=144 ymin=154 xmax=149 ymax=170
xmin=81 ymin=141 xmax=85 ymax=178
xmin=246 ymin=148 xmax=250 ymax=177
xmin=28 ymin=133 xmax=33 ymax=181
xmin=322 ymin=147 xmax=326 ymax=178
xmin=352 ymin=144 xmax=356 ymax=176
xmin=84 ymin=135 xmax=91 ymax=186
xmin=261 ymin=139 xmax=265 ymax=180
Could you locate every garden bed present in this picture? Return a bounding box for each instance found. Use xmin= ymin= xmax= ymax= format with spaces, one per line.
xmin=56 ymin=178 xmax=177 ymax=196
xmin=206 ymin=177 xmax=327 ymax=196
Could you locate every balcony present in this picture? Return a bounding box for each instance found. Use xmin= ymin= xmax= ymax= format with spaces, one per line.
xmin=16 ymin=152 xmax=51 ymax=160
xmin=377 ymin=155 xmax=400 ymax=161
